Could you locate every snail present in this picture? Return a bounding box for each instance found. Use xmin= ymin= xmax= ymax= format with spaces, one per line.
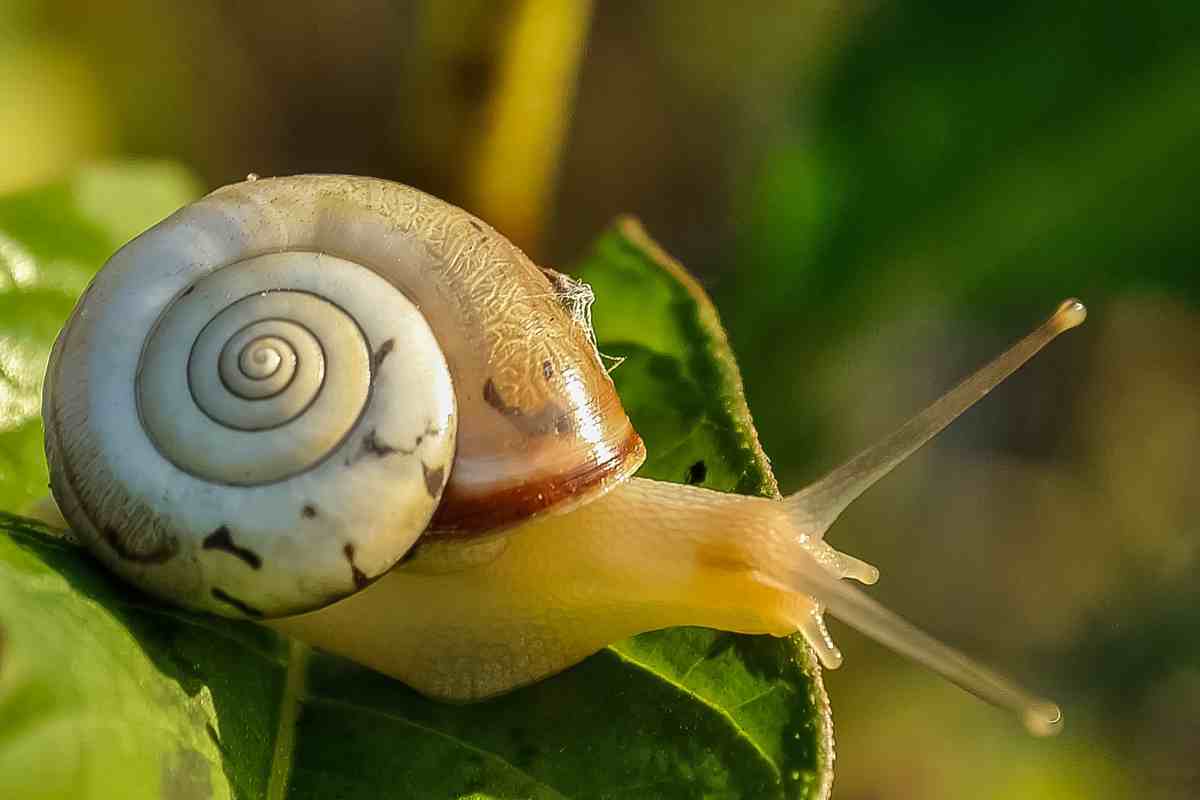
xmin=40 ymin=174 xmax=1084 ymax=736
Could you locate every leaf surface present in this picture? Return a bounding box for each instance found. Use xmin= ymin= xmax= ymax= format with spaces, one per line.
xmin=0 ymin=168 xmax=832 ymax=799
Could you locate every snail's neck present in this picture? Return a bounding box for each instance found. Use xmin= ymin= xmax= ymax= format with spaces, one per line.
xmin=492 ymin=477 xmax=808 ymax=637
xmin=270 ymin=478 xmax=812 ymax=700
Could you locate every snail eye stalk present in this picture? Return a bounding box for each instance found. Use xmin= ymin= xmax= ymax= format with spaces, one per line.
xmin=783 ymin=299 xmax=1085 ymax=736
xmin=790 ymin=299 xmax=1087 ymax=535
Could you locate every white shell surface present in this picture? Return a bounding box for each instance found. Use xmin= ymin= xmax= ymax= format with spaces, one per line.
xmin=140 ymin=257 xmax=380 ymax=484
xmin=45 ymin=243 xmax=457 ymax=617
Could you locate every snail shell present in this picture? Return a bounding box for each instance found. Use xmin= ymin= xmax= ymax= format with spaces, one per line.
xmin=43 ymin=175 xmax=645 ymax=618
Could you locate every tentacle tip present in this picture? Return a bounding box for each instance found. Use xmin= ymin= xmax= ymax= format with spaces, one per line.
xmin=815 ymin=646 xmax=844 ymax=670
xmin=833 ymin=551 xmax=880 ymax=586
xmin=1053 ymin=298 xmax=1087 ymax=331
xmin=1023 ymin=700 xmax=1064 ymax=737
xmin=792 ymin=606 xmax=845 ymax=669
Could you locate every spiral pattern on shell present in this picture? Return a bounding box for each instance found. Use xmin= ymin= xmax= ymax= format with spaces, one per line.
xmin=139 ymin=261 xmax=379 ymax=485
xmin=45 ymin=247 xmax=457 ymax=618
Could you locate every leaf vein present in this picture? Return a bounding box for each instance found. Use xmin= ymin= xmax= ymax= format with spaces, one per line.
xmin=607 ymin=645 xmax=784 ymax=788
xmin=300 ymin=695 xmax=572 ymax=800
xmin=728 ymin=683 xmax=793 ymax=713
xmin=267 ymin=639 xmax=308 ymax=800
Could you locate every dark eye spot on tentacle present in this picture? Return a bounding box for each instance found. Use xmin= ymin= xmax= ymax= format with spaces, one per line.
xmin=343 ymin=543 xmax=370 ymax=590
xmin=422 ymin=463 xmax=446 ymax=497
xmin=685 ymin=460 xmax=708 ymax=485
xmin=211 ymin=587 xmax=264 ymax=618
xmin=102 ymin=526 xmax=179 ymax=564
xmin=202 ymin=526 xmax=262 ymax=570
xmin=302 ymin=504 xmax=318 ymax=519
xmin=372 ymin=338 xmax=395 ymax=374
xmin=542 ymin=360 xmax=553 ymax=380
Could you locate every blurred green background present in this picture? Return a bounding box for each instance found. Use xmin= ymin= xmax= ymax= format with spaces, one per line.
xmin=3 ymin=1 xmax=1198 ymax=797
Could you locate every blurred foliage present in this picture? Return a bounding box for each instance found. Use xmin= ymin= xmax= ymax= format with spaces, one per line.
xmin=1 ymin=0 xmax=1198 ymax=797
xmin=0 ymin=163 xmax=201 ymax=509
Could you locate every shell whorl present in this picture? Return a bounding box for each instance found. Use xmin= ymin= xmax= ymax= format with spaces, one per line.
xmin=138 ymin=257 xmax=379 ymax=485
xmin=44 ymin=174 xmax=645 ymax=618
xmin=45 ymin=246 xmax=457 ymax=618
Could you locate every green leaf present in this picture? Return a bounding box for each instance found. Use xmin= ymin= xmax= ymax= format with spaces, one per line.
xmin=0 ymin=161 xmax=203 ymax=512
xmin=0 ymin=513 xmax=283 ymax=800
xmin=0 ymin=168 xmax=832 ymax=799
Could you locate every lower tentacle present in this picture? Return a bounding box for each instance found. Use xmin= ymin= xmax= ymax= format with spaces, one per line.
xmin=757 ymin=534 xmax=1063 ymax=737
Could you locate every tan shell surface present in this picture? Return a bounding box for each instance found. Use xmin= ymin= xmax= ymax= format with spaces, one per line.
xmin=195 ymin=176 xmax=643 ymax=532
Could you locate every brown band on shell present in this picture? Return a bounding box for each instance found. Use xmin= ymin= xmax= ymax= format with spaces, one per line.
xmin=428 ymin=427 xmax=646 ymax=534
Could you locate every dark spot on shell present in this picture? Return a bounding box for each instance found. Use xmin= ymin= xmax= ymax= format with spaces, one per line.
xmin=202 ymin=525 xmax=262 ymax=570
xmin=102 ymin=526 xmax=178 ymax=564
xmin=360 ymin=428 xmax=398 ymax=458
xmin=211 ymin=587 xmax=264 ymax=618
xmin=542 ymin=360 xmax=554 ymax=380
xmin=482 ymin=378 xmax=509 ymax=413
xmin=685 ymin=460 xmax=708 ymax=485
xmin=353 ymin=422 xmax=443 ymax=464
xmin=372 ymin=338 xmax=395 ymax=374
xmin=343 ymin=543 xmax=370 ymax=590
xmin=483 ymin=378 xmax=570 ymax=436
xmin=422 ymin=463 xmax=446 ymax=497
xmin=302 ymin=504 xmax=318 ymax=519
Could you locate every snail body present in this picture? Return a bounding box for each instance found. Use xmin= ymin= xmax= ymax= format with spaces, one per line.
xmin=42 ymin=175 xmax=1082 ymax=734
